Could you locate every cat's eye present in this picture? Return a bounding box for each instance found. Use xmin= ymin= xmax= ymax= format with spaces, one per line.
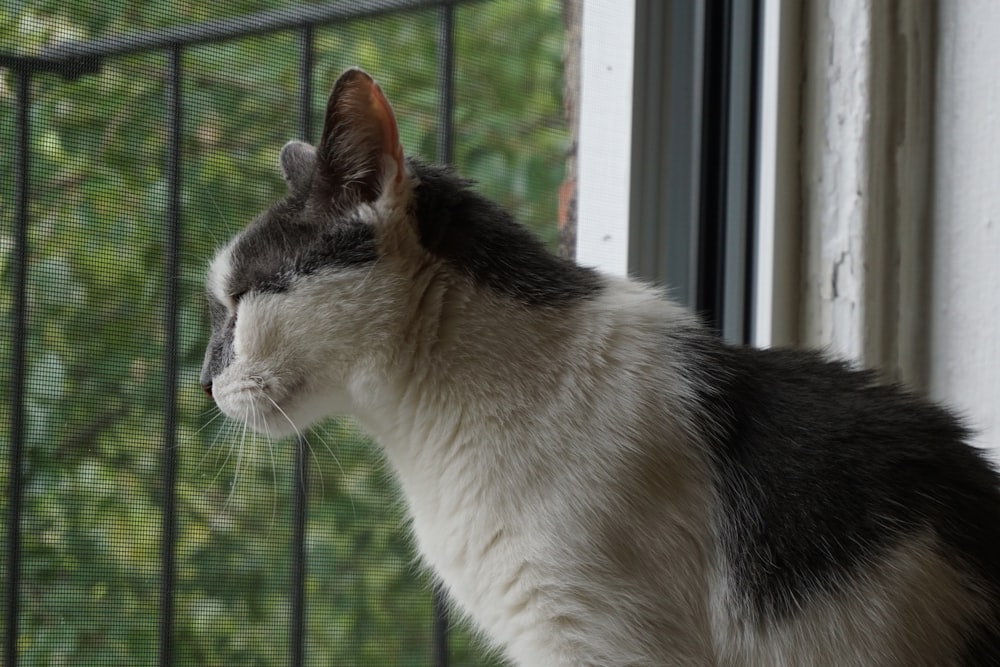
xmin=219 ymin=292 xmax=244 ymax=318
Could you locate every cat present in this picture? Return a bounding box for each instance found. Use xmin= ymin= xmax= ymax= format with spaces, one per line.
xmin=200 ymin=68 xmax=1000 ymax=666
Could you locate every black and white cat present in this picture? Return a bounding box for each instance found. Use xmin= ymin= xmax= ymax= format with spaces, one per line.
xmin=201 ymin=68 xmax=1000 ymax=666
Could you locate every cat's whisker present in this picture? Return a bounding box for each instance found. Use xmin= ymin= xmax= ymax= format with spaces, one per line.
xmin=260 ymin=394 xmax=311 ymax=477
xmin=194 ymin=405 xmax=231 ymax=477
xmin=260 ymin=393 xmax=334 ymax=508
xmin=193 ymin=407 xmax=226 ymax=436
xmin=259 ymin=406 xmax=279 ymax=536
xmin=310 ymin=422 xmax=341 ymax=462
xmin=303 ymin=424 xmax=334 ymax=487
xmin=207 ymin=417 xmax=239 ymax=488
xmin=205 ymin=192 xmax=235 ymax=246
xmin=302 ymin=436 xmax=325 ymax=500
xmin=197 ymin=402 xmax=222 ymax=419
xmin=225 ymin=405 xmax=251 ymax=510
xmin=261 ymin=392 xmax=305 ymax=443
xmin=178 ymin=295 xmax=211 ymax=314
xmin=312 ymin=422 xmax=357 ymax=522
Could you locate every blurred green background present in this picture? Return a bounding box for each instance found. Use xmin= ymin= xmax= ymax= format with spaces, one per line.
xmin=0 ymin=1 xmax=568 ymax=664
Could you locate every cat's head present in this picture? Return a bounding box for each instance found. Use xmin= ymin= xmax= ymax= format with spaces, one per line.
xmin=201 ymin=68 xmax=598 ymax=437
xmin=200 ymin=68 xmax=418 ymax=435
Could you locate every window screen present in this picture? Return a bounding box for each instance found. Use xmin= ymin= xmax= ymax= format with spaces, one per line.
xmin=1 ymin=2 xmax=568 ymax=665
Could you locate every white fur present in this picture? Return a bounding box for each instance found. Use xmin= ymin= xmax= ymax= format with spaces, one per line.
xmin=206 ymin=242 xmax=234 ymax=310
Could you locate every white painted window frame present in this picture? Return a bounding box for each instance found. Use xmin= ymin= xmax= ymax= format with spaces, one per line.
xmin=576 ymin=0 xmax=635 ymax=277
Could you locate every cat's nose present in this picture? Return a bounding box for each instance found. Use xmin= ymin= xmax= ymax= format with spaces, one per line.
xmin=201 ymin=381 xmax=213 ymax=399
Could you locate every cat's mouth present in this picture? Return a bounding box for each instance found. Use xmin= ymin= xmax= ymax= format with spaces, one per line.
xmin=212 ymin=371 xmax=306 ymax=437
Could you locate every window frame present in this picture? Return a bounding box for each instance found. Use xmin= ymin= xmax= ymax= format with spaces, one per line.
xmin=578 ymin=0 xmax=766 ymax=344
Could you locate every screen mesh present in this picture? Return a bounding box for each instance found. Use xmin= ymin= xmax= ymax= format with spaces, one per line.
xmin=1 ymin=2 xmax=569 ymax=665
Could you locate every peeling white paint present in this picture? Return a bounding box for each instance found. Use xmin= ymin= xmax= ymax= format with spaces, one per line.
xmin=799 ymin=0 xmax=937 ymax=396
xmin=801 ymin=0 xmax=873 ymax=363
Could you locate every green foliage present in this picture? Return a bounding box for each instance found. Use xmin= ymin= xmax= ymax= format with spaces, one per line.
xmin=1 ymin=1 xmax=567 ymax=665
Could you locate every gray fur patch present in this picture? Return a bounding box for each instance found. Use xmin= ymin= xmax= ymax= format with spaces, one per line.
xmin=227 ymin=197 xmax=377 ymax=299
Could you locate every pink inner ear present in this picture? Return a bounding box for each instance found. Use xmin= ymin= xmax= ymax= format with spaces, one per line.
xmin=368 ymin=82 xmax=405 ymax=183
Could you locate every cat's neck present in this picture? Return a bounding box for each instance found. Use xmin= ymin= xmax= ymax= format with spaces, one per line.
xmin=350 ymin=269 xmax=569 ymax=442
xmin=348 ymin=271 xmax=701 ymax=486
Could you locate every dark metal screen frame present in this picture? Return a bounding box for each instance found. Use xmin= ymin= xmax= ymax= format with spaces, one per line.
xmin=1 ymin=2 xmax=482 ymax=665
xmin=6 ymin=64 xmax=31 ymax=667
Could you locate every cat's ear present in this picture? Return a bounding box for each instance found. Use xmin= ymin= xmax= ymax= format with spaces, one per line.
xmin=314 ymin=68 xmax=405 ymax=209
xmin=279 ymin=140 xmax=317 ymax=194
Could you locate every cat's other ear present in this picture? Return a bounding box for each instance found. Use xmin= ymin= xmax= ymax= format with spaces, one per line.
xmin=279 ymin=140 xmax=317 ymax=194
xmin=315 ymin=68 xmax=405 ymax=209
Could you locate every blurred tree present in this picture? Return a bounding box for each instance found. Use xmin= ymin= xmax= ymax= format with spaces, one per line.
xmin=1 ymin=1 xmax=567 ymax=665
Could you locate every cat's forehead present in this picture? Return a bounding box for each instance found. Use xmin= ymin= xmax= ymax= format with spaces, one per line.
xmin=207 ymin=197 xmax=378 ymax=302
xmin=207 ymin=201 xmax=307 ymax=303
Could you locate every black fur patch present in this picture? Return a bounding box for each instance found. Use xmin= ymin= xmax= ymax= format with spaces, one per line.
xmin=410 ymin=161 xmax=602 ymax=306
xmin=227 ymin=196 xmax=377 ymax=299
xmin=961 ymin=620 xmax=1000 ymax=667
xmin=684 ymin=333 xmax=1000 ymax=625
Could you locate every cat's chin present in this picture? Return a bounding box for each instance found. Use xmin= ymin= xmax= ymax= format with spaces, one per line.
xmin=212 ymin=373 xmax=349 ymax=439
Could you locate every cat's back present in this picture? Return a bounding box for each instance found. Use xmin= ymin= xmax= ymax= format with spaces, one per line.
xmin=684 ymin=339 xmax=1000 ymax=666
